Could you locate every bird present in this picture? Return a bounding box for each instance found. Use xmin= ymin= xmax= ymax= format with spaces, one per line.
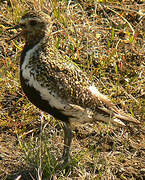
xmin=8 ymin=11 xmax=140 ymax=166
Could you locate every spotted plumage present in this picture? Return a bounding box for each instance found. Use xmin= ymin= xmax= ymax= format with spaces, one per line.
xmin=9 ymin=11 xmax=140 ymax=166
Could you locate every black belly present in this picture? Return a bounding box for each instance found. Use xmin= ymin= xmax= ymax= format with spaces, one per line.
xmin=20 ymin=75 xmax=70 ymax=123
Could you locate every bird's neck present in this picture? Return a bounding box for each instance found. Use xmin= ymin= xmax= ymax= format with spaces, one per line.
xmin=24 ymin=30 xmax=48 ymax=47
xmin=20 ymin=34 xmax=47 ymax=67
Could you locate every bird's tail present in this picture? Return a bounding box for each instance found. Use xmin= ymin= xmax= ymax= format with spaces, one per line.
xmin=95 ymin=107 xmax=140 ymax=127
xmin=91 ymin=87 xmax=140 ymax=126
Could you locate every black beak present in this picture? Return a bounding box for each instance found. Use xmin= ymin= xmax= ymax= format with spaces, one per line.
xmin=7 ymin=24 xmax=21 ymax=31
xmin=6 ymin=24 xmax=22 ymax=42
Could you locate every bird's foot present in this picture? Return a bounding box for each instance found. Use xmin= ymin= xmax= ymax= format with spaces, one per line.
xmin=55 ymin=156 xmax=71 ymax=174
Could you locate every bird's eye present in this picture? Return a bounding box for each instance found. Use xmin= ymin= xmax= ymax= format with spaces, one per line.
xmin=29 ymin=20 xmax=37 ymax=26
xmin=20 ymin=23 xmax=26 ymax=28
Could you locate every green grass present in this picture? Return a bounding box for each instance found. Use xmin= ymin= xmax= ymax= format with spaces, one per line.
xmin=0 ymin=0 xmax=145 ymax=179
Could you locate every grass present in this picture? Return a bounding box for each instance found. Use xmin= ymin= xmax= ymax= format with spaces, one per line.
xmin=0 ymin=0 xmax=145 ymax=179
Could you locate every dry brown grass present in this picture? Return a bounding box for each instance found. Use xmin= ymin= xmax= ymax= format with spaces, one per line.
xmin=0 ymin=0 xmax=145 ymax=179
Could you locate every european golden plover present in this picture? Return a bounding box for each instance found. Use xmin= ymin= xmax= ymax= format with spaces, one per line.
xmin=8 ymin=11 xmax=140 ymax=166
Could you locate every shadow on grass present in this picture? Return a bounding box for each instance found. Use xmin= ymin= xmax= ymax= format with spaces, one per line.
xmin=5 ymin=168 xmax=37 ymax=180
xmin=5 ymin=161 xmax=74 ymax=180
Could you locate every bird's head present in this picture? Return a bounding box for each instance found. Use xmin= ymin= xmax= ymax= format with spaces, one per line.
xmin=8 ymin=11 xmax=52 ymax=43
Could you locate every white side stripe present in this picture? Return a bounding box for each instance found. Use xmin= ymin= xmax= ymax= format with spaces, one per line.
xmin=21 ymin=40 xmax=65 ymax=110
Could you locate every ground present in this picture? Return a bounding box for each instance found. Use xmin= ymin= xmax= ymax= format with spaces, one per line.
xmin=0 ymin=0 xmax=145 ymax=179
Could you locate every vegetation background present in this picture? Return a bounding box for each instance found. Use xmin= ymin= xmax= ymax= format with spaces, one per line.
xmin=0 ymin=0 xmax=145 ymax=179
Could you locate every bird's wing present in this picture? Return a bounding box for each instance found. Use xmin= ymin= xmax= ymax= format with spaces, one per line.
xmin=36 ymin=47 xmax=140 ymax=125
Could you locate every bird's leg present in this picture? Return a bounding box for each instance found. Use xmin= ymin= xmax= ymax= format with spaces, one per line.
xmin=62 ymin=122 xmax=72 ymax=165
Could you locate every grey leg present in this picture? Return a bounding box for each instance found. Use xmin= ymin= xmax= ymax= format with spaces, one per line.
xmin=62 ymin=122 xmax=72 ymax=164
